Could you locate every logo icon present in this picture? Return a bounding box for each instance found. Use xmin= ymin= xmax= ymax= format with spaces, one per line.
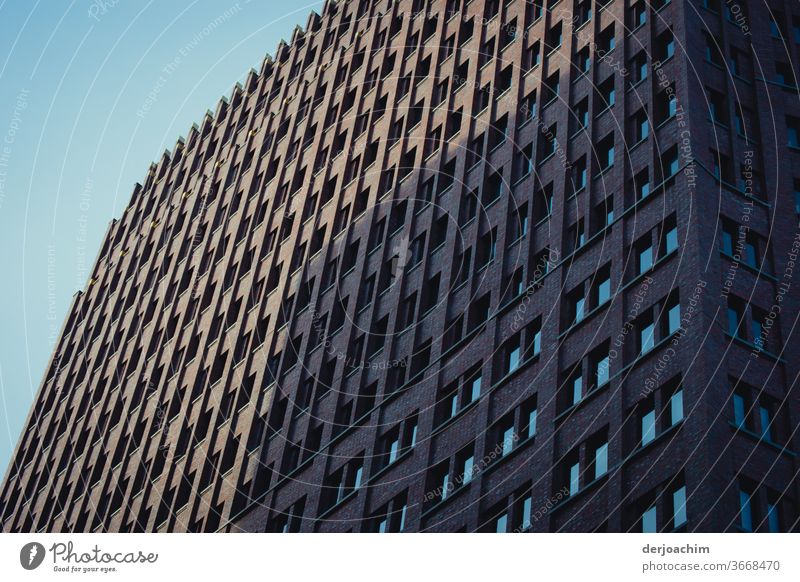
xmin=20 ymin=542 xmax=46 ymax=570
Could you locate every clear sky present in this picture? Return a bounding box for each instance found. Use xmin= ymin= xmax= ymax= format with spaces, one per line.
xmin=0 ymin=0 xmax=324 ymax=478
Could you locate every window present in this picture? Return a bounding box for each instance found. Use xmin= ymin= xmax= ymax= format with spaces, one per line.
xmin=637 ymin=238 xmax=654 ymax=275
xmin=477 ymin=229 xmax=496 ymax=268
xmin=523 ymin=41 xmax=541 ymax=72
xmin=787 ymin=116 xmax=800 ymax=148
xmin=630 ymin=52 xmax=648 ymax=86
xmin=496 ymin=65 xmax=513 ymax=95
xmin=732 ymin=389 xmax=750 ymax=429
xmin=544 ymin=71 xmax=560 ymax=104
xmin=520 ymin=89 xmax=537 ymax=125
xmin=570 ymin=369 xmax=583 ymax=406
xmin=575 ymin=45 xmax=590 ymax=75
xmin=641 ymin=406 xmax=656 ymax=446
xmin=661 ymin=146 xmax=679 ymax=181
xmin=632 ymin=108 xmax=649 ymax=142
xmin=370 ymin=492 xmax=408 ymax=533
xmin=456 ymin=445 xmax=475 ymax=486
xmin=594 ymin=345 xmax=610 ymax=388
xmin=569 ymin=284 xmax=586 ymax=324
xmin=770 ymin=14 xmax=784 ymax=39
xmin=776 ymin=61 xmax=794 ymax=87
xmin=666 ymin=295 xmax=681 ymax=336
xmin=572 ymin=155 xmax=587 ymax=191
xmin=630 ymin=1 xmax=646 ymax=29
xmin=739 ymin=483 xmax=755 ymax=531
xmin=597 ymin=76 xmax=615 ymax=110
xmin=509 ymin=202 xmax=529 ymax=240
xmin=598 ymin=25 xmax=615 ymax=53
xmin=656 ymin=30 xmax=675 ymax=61
xmin=503 ymin=333 xmax=522 ymax=375
xmin=642 ymin=506 xmax=657 ymax=532
xmin=704 ymin=33 xmax=723 ymax=66
xmin=671 ymin=485 xmax=688 ymax=528
xmin=640 ymin=318 xmax=656 ymax=354
xmin=631 ymin=473 xmax=688 ymax=532
xmin=655 ymin=85 xmax=677 ymax=124
xmin=479 ymin=37 xmax=495 ymax=69
xmin=598 ymin=134 xmax=614 ymax=170
xmin=573 ymin=97 xmax=589 ymax=132
xmin=732 ymin=381 xmax=785 ymax=443
xmin=727 ymin=297 xmax=745 ymax=338
xmin=434 ymin=365 xmax=483 ymax=426
xmin=595 ymin=269 xmax=612 ymax=305
xmin=593 ymin=440 xmax=608 ymax=479
xmin=538 ymin=123 xmax=558 ymax=162
xmin=546 ymin=21 xmax=562 ymax=52
xmin=708 ymin=89 xmax=728 ymax=125
xmin=663 ymin=218 xmax=679 ymax=255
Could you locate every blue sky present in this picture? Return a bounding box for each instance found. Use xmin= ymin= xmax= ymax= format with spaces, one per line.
xmin=0 ymin=0 xmax=323 ymax=477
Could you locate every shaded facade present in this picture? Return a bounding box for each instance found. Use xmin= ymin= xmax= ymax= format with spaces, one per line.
xmin=2 ymin=0 xmax=799 ymax=533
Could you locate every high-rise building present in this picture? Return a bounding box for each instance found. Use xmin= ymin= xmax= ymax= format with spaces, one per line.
xmin=2 ymin=0 xmax=799 ymax=533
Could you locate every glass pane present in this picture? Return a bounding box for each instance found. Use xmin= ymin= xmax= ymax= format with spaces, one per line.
xmin=522 ymin=497 xmax=532 ymax=530
xmin=599 ymin=279 xmax=611 ymax=303
xmin=594 ymin=443 xmax=608 ymax=478
xmin=673 ymin=486 xmax=687 ymax=527
xmin=666 ymin=227 xmax=678 ymax=253
xmin=575 ymin=297 xmax=585 ymax=322
xmin=528 ymin=409 xmax=537 ymax=438
xmin=598 ymin=356 xmax=610 ymax=386
xmin=668 ymin=304 xmax=681 ymax=335
xmin=471 ymin=376 xmax=482 ymax=402
xmin=739 ymin=490 xmax=753 ymax=531
xmin=642 ymin=506 xmax=657 ymax=533
xmin=759 ymin=407 xmax=772 ymax=440
xmin=569 ymin=462 xmax=580 ymax=495
xmin=639 ymin=247 xmax=653 ymax=272
xmin=508 ymin=346 xmax=521 ymax=373
xmin=733 ymin=394 xmax=746 ymax=427
xmin=641 ymin=323 xmax=655 ymax=353
xmin=463 ymin=456 xmax=474 ymax=484
xmin=642 ymin=409 xmax=656 ymax=445
xmin=572 ymin=376 xmax=583 ymax=404
xmin=503 ymin=427 xmax=515 ymax=456
xmin=722 ymin=231 xmax=733 ymax=254
xmin=496 ymin=513 xmax=508 ymax=533
xmin=767 ymin=503 xmax=780 ymax=532
xmin=671 ymin=390 xmax=684 ymax=424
